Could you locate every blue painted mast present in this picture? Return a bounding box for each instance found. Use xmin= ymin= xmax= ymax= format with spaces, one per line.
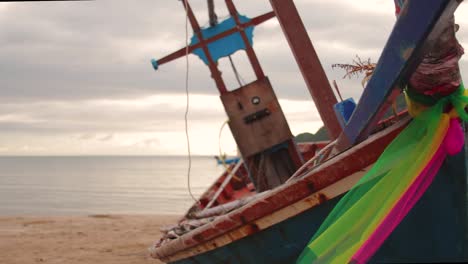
xmin=335 ymin=0 xmax=463 ymax=151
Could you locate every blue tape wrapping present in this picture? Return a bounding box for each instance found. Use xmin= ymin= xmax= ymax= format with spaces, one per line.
xmin=190 ymin=14 xmax=254 ymax=65
xmin=151 ymin=59 xmax=159 ymax=70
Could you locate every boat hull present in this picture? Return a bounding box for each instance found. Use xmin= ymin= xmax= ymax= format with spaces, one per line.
xmin=172 ymin=144 xmax=468 ymax=264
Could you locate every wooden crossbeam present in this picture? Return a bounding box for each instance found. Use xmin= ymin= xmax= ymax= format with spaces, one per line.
xmin=153 ymin=1 xmax=275 ymax=94
xmin=225 ymin=0 xmax=265 ymax=80
xmin=179 ymin=0 xmax=227 ymax=93
xmin=155 ymin=11 xmax=275 ymax=68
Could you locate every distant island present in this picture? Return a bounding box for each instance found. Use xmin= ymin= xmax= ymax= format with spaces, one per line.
xmin=295 ymin=95 xmax=409 ymax=143
xmin=295 ymin=126 xmax=329 ymax=143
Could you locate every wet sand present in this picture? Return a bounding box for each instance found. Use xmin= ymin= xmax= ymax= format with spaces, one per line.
xmin=0 ymin=215 xmax=179 ymax=264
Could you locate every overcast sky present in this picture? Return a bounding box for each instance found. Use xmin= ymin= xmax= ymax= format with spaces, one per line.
xmin=1 ymin=0 xmax=468 ymax=156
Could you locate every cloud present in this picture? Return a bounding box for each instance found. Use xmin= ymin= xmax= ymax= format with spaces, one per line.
xmin=78 ymin=133 xmax=94 ymax=140
xmin=0 ymin=0 xmax=396 ymax=103
xmin=0 ymin=93 xmax=323 ymax=155
xmin=1 ymin=0 xmax=468 ymax=155
xmin=136 ymin=138 xmax=160 ymax=148
xmin=99 ymin=134 xmax=114 ymax=142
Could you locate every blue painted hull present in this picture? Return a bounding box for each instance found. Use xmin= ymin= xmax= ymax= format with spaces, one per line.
xmin=174 ymin=143 xmax=468 ymax=264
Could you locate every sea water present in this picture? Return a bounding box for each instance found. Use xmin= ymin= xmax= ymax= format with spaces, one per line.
xmin=0 ymin=156 xmax=224 ymax=216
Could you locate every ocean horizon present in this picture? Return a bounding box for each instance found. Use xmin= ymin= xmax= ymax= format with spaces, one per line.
xmin=0 ymin=155 xmax=225 ymax=216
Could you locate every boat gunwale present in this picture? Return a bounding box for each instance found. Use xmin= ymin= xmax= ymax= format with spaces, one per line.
xmin=151 ymin=118 xmax=410 ymax=262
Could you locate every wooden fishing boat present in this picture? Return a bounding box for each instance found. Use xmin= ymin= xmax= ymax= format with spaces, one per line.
xmin=150 ymin=0 xmax=468 ymax=263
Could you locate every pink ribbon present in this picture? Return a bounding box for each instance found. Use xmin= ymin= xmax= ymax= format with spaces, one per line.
xmin=351 ymin=118 xmax=465 ymax=264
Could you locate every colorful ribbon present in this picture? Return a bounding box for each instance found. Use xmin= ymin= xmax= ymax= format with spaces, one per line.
xmin=297 ymin=85 xmax=468 ymax=264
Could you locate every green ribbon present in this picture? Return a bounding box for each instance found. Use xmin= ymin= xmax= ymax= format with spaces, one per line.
xmin=446 ymin=84 xmax=468 ymax=121
xmin=406 ymin=84 xmax=468 ymax=121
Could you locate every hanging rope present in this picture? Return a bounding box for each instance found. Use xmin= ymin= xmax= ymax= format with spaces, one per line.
xmin=218 ymin=120 xmax=242 ymax=180
xmin=206 ymin=0 xmax=244 ymax=87
xmin=183 ymin=0 xmax=198 ymax=204
xmin=218 ymin=120 xmax=230 ymax=169
xmin=228 ymin=55 xmax=245 ymax=87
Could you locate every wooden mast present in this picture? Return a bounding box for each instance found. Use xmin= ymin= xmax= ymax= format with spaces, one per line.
xmin=153 ymin=1 xmax=303 ymax=192
xmin=269 ymin=0 xmax=342 ymax=139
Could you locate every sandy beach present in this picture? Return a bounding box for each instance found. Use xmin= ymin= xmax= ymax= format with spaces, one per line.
xmin=0 ymin=215 xmax=179 ymax=264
